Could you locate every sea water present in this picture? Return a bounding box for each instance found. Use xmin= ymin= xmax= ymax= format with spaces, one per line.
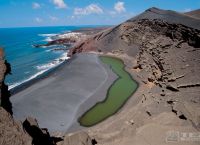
xmin=0 ymin=26 xmax=88 ymax=90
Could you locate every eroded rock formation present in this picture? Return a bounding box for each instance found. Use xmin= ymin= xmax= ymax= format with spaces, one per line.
xmin=69 ymin=8 xmax=200 ymax=145
xmin=0 ymin=48 xmax=96 ymax=145
xmin=0 ymin=48 xmax=32 ymax=145
xmin=1 ymin=7 xmax=200 ymax=145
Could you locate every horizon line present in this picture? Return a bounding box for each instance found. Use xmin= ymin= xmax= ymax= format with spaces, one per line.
xmin=0 ymin=24 xmax=114 ymax=29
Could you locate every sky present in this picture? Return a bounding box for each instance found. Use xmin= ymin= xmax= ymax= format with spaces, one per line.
xmin=0 ymin=0 xmax=199 ymax=28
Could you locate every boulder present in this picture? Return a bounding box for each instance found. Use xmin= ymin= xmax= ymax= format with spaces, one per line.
xmin=58 ymin=131 xmax=93 ymax=145
xmin=0 ymin=107 xmax=32 ymax=145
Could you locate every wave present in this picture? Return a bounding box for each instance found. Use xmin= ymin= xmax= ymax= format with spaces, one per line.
xmin=44 ymin=37 xmax=53 ymax=42
xmin=8 ymin=69 xmax=48 ymax=90
xmin=38 ymin=33 xmax=58 ymax=42
xmin=36 ymin=52 xmax=69 ymax=70
xmin=45 ymin=49 xmax=52 ymax=52
xmin=38 ymin=33 xmax=58 ymax=37
xmin=38 ymin=32 xmax=85 ymax=42
xmin=8 ymin=52 xmax=70 ymax=90
xmin=56 ymin=32 xmax=85 ymax=39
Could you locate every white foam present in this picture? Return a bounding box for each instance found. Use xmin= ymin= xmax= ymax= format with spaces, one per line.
xmin=36 ymin=52 xmax=69 ymax=70
xmin=45 ymin=49 xmax=52 ymax=52
xmin=57 ymin=32 xmax=86 ymax=40
xmin=39 ymin=32 xmax=86 ymax=42
xmin=44 ymin=37 xmax=53 ymax=42
xmin=36 ymin=60 xmax=60 ymax=70
xmin=38 ymin=33 xmax=58 ymax=42
xmin=8 ymin=69 xmax=47 ymax=90
xmin=8 ymin=52 xmax=70 ymax=90
xmin=38 ymin=34 xmax=58 ymax=37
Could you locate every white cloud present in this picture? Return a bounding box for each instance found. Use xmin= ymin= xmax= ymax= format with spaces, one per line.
xmin=52 ymin=0 xmax=67 ymax=9
xmin=32 ymin=2 xmax=41 ymax=9
xmin=35 ymin=17 xmax=43 ymax=23
xmin=49 ymin=16 xmax=58 ymax=21
xmin=114 ymin=1 xmax=126 ymax=13
xmin=74 ymin=4 xmax=103 ymax=15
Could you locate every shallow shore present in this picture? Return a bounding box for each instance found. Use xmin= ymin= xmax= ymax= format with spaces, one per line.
xmin=10 ymin=53 xmax=117 ymax=132
xmin=1 ymin=7 xmax=200 ymax=145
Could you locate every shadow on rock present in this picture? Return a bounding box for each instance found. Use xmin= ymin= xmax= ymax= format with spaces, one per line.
xmin=5 ymin=60 xmax=11 ymax=75
xmin=23 ymin=117 xmax=63 ymax=145
xmin=1 ymin=59 xmax=13 ymax=115
xmin=1 ymin=82 xmax=12 ymax=115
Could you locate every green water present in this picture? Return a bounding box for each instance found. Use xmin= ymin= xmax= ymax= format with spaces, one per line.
xmin=78 ymin=56 xmax=138 ymax=126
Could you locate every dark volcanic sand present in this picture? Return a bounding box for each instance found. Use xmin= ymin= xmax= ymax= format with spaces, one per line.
xmin=10 ymin=53 xmax=117 ymax=132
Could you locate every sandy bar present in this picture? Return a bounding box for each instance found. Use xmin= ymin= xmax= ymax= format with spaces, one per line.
xmin=10 ymin=53 xmax=117 ymax=132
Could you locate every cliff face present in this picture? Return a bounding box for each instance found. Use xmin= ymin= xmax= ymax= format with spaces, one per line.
xmin=0 ymin=108 xmax=32 ymax=145
xmin=184 ymin=9 xmax=200 ymax=19
xmin=0 ymin=49 xmax=6 ymax=89
xmin=0 ymin=49 xmax=60 ymax=145
xmin=69 ymin=8 xmax=200 ymax=145
xmin=0 ymin=49 xmax=94 ymax=145
xmin=129 ymin=7 xmax=200 ymax=30
xmin=1 ymin=7 xmax=200 ymax=145
xmin=70 ymin=8 xmax=200 ymax=57
xmin=0 ymin=49 xmax=12 ymax=115
xmin=0 ymin=48 xmax=32 ymax=145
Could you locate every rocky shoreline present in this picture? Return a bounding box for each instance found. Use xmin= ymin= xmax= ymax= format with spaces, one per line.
xmin=0 ymin=49 xmax=97 ymax=145
xmin=0 ymin=7 xmax=200 ymax=145
xmin=33 ymin=27 xmax=109 ymax=50
xmin=67 ymin=8 xmax=200 ymax=145
xmin=0 ymin=49 xmax=32 ymax=145
xmin=11 ymin=53 xmax=118 ymax=132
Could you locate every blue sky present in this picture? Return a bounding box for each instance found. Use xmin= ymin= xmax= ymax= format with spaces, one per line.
xmin=0 ymin=0 xmax=199 ymax=28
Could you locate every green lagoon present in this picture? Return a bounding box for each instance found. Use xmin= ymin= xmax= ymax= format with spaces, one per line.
xmin=79 ymin=56 xmax=138 ymax=126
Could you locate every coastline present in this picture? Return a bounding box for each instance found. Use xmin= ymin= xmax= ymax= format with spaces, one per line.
xmin=10 ymin=55 xmax=70 ymax=95
xmin=1 ymin=7 xmax=200 ymax=145
xmin=8 ymin=26 xmax=109 ymax=92
xmin=11 ymin=53 xmax=117 ymax=133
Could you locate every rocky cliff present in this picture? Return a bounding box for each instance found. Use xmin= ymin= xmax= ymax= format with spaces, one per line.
xmin=0 ymin=49 xmax=13 ymax=115
xmin=184 ymin=9 xmax=200 ymax=19
xmin=70 ymin=7 xmax=200 ymax=56
xmin=0 ymin=48 xmax=32 ymax=145
xmin=1 ymin=7 xmax=200 ymax=145
xmin=0 ymin=49 xmax=62 ymax=145
xmin=0 ymin=49 xmax=6 ymax=89
xmin=69 ymin=8 xmax=200 ymax=145
xmin=0 ymin=48 xmax=95 ymax=145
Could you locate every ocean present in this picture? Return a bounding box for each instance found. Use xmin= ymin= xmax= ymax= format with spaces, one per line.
xmin=0 ymin=26 xmax=88 ymax=90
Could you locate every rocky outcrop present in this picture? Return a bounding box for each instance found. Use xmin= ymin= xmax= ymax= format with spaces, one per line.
xmin=129 ymin=7 xmax=200 ymax=30
xmin=184 ymin=9 xmax=200 ymax=19
xmin=33 ymin=38 xmax=77 ymax=48
xmin=1 ymin=7 xmax=200 ymax=145
xmin=23 ymin=117 xmax=63 ymax=145
xmin=122 ymin=19 xmax=200 ymax=128
xmin=0 ymin=49 xmax=6 ymax=89
xmin=68 ymin=8 xmax=200 ymax=145
xmin=0 ymin=48 xmax=32 ymax=145
xmin=0 ymin=48 xmax=12 ymax=114
xmin=0 ymin=48 xmax=63 ymax=145
xmin=70 ymin=7 xmax=200 ymax=56
xmin=34 ymin=30 xmax=106 ymax=49
xmin=68 ymin=38 xmax=98 ymax=57
xmin=0 ymin=48 xmax=97 ymax=145
xmin=0 ymin=107 xmax=32 ymax=145
xmin=57 ymin=132 xmax=95 ymax=145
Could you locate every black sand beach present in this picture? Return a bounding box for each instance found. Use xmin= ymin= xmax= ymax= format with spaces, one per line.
xmin=10 ymin=53 xmax=117 ymax=132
